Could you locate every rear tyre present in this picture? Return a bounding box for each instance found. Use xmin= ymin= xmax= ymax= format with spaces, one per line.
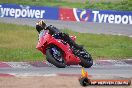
xmin=79 ymin=49 xmax=93 ymax=68
xmin=46 ymin=45 xmax=66 ymax=68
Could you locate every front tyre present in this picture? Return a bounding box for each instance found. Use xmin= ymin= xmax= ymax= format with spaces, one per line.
xmin=46 ymin=45 xmax=66 ymax=68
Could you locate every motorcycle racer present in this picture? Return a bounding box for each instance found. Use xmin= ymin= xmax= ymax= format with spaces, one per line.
xmin=36 ymin=20 xmax=83 ymax=55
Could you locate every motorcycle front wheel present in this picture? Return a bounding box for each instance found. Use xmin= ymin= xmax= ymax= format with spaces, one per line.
xmin=46 ymin=45 xmax=66 ymax=68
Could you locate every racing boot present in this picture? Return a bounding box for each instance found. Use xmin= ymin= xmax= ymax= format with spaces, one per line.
xmin=74 ymin=44 xmax=83 ymax=50
xmin=71 ymin=45 xmax=83 ymax=56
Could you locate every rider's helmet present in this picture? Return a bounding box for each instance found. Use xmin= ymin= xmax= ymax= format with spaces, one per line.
xmin=36 ymin=20 xmax=47 ymax=33
xmin=37 ymin=20 xmax=46 ymax=29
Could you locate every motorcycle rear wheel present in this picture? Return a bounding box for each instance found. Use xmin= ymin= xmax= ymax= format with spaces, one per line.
xmin=79 ymin=49 xmax=93 ymax=68
xmin=46 ymin=45 xmax=66 ymax=68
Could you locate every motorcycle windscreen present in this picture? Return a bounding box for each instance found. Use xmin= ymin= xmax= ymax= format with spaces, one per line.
xmin=36 ymin=30 xmax=49 ymax=49
xmin=39 ymin=30 xmax=48 ymax=39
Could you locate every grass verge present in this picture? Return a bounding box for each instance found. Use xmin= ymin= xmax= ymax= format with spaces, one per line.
xmin=0 ymin=0 xmax=86 ymax=9
xmin=0 ymin=23 xmax=43 ymax=61
xmin=0 ymin=22 xmax=132 ymax=61
xmin=0 ymin=0 xmax=132 ymax=11
xmin=85 ymin=0 xmax=132 ymax=11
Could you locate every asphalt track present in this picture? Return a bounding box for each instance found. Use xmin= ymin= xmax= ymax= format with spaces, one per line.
xmin=0 ymin=17 xmax=132 ymax=79
xmin=0 ymin=17 xmax=132 ymax=36
xmin=0 ymin=60 xmax=132 ymax=79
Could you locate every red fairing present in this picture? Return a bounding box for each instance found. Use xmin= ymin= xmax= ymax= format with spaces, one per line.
xmin=36 ymin=31 xmax=80 ymax=65
xmin=59 ymin=8 xmax=76 ymax=21
xmin=36 ymin=31 xmax=50 ymax=54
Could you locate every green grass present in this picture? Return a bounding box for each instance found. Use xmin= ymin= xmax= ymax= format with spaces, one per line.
xmin=85 ymin=0 xmax=132 ymax=11
xmin=0 ymin=0 xmax=132 ymax=11
xmin=63 ymin=30 xmax=132 ymax=60
xmin=0 ymin=23 xmax=44 ymax=61
xmin=0 ymin=0 xmax=86 ymax=9
xmin=0 ymin=23 xmax=132 ymax=61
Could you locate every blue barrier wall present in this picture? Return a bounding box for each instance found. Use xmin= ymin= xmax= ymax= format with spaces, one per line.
xmin=0 ymin=4 xmax=58 ymax=20
xmin=89 ymin=9 xmax=132 ymax=24
xmin=0 ymin=4 xmax=132 ymax=24
xmin=61 ymin=8 xmax=132 ymax=24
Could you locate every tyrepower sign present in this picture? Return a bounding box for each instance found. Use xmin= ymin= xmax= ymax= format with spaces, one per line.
xmin=59 ymin=8 xmax=132 ymax=24
xmin=92 ymin=10 xmax=132 ymax=24
xmin=0 ymin=4 xmax=58 ymax=20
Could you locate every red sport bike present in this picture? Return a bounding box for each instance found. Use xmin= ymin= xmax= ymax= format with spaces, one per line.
xmin=36 ymin=30 xmax=93 ymax=68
